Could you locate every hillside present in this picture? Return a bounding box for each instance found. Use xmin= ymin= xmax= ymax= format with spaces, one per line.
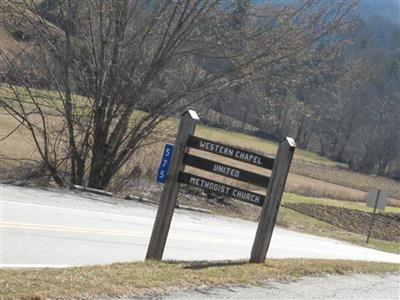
xmin=0 ymin=1 xmax=63 ymax=72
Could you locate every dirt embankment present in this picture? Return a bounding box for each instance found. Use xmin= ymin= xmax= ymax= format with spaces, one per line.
xmin=283 ymin=203 xmax=400 ymax=243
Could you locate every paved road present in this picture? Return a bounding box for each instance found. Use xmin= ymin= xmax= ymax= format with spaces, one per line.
xmin=1 ymin=184 xmax=399 ymax=267
xmin=159 ymin=273 xmax=400 ymax=299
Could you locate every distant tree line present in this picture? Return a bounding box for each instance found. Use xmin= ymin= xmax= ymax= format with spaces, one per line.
xmin=207 ymin=8 xmax=400 ymax=179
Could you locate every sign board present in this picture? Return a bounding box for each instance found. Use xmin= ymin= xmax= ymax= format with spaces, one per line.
xmin=179 ymin=172 xmax=265 ymax=206
xmin=187 ymin=136 xmax=275 ymax=169
xmin=146 ymin=110 xmax=296 ymax=263
xmin=156 ymin=144 xmax=174 ymax=183
xmin=182 ymin=153 xmax=269 ymax=188
xmin=366 ymin=188 xmax=388 ymax=211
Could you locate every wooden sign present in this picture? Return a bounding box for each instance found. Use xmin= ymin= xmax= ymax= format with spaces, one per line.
xmin=146 ymin=109 xmax=296 ymax=264
xmin=179 ymin=172 xmax=265 ymax=206
xmin=182 ymin=153 xmax=269 ymax=188
xmin=187 ymin=136 xmax=275 ymax=169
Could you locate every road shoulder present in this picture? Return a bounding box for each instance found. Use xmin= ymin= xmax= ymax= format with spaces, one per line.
xmin=159 ymin=272 xmax=400 ymax=300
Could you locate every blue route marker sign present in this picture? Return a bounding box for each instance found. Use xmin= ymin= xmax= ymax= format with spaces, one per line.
xmin=156 ymin=144 xmax=174 ymax=183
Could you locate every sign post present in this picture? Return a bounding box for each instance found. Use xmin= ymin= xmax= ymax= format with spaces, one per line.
xmin=250 ymin=137 xmax=296 ymax=263
xmin=146 ymin=110 xmax=199 ymax=260
xmin=146 ymin=109 xmax=295 ymax=263
xmin=365 ymin=188 xmax=388 ymax=243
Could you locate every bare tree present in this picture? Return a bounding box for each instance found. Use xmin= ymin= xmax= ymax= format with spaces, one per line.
xmin=0 ymin=0 xmax=355 ymax=188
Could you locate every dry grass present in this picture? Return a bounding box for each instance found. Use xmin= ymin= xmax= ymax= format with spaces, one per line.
xmin=1 ymin=99 xmax=399 ymax=206
xmin=0 ymin=0 xmax=64 ymax=56
xmin=291 ymin=162 xmax=400 ymax=200
xmin=0 ymin=1 xmax=32 ymax=70
xmin=0 ymin=113 xmax=38 ymax=161
xmin=0 ymin=25 xmax=24 ymax=69
xmin=195 ymin=125 xmax=343 ymax=167
xmin=109 ymin=135 xmax=398 ymax=205
xmin=285 ymin=173 xmax=399 ymax=206
xmin=276 ymin=206 xmax=400 ymax=254
xmin=121 ymin=142 xmax=400 ymax=206
xmin=195 ymin=126 xmax=399 ymax=202
xmin=283 ymin=193 xmax=400 ymax=214
xmin=1 ymin=259 xmax=398 ymax=299
xmin=286 ymin=173 xmax=367 ymax=201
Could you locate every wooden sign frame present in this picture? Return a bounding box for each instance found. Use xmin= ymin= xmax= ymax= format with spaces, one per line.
xmin=146 ymin=110 xmax=296 ymax=263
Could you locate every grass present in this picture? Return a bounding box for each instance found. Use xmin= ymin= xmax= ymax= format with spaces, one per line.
xmin=195 ymin=125 xmax=343 ymax=167
xmin=282 ymin=193 xmax=400 ymax=214
xmin=194 ymin=125 xmax=399 ymax=204
xmin=286 ymin=172 xmax=370 ymax=203
xmin=0 ymin=84 xmax=90 ymax=114
xmin=291 ymin=162 xmax=400 ymax=201
xmin=0 ymin=105 xmax=342 ymax=169
xmin=280 ymin=193 xmax=399 ymax=254
xmin=2 ymin=84 xmax=398 ymax=204
xmin=1 ymin=259 xmax=399 ymax=299
xmin=277 ymin=193 xmax=400 ymax=254
xmin=3 ymin=108 xmax=391 ymax=206
xmin=277 ymin=206 xmax=400 ymax=254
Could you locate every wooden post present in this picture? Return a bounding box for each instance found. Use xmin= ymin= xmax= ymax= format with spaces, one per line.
xmin=250 ymin=137 xmax=296 ymax=263
xmin=146 ymin=110 xmax=199 ymax=261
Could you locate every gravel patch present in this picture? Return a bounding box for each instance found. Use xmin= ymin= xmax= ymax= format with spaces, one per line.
xmin=157 ymin=273 xmax=400 ymax=300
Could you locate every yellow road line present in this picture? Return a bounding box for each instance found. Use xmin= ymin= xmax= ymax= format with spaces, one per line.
xmin=1 ymin=221 xmax=149 ymax=238
xmin=1 ymin=221 xmax=249 ymax=246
